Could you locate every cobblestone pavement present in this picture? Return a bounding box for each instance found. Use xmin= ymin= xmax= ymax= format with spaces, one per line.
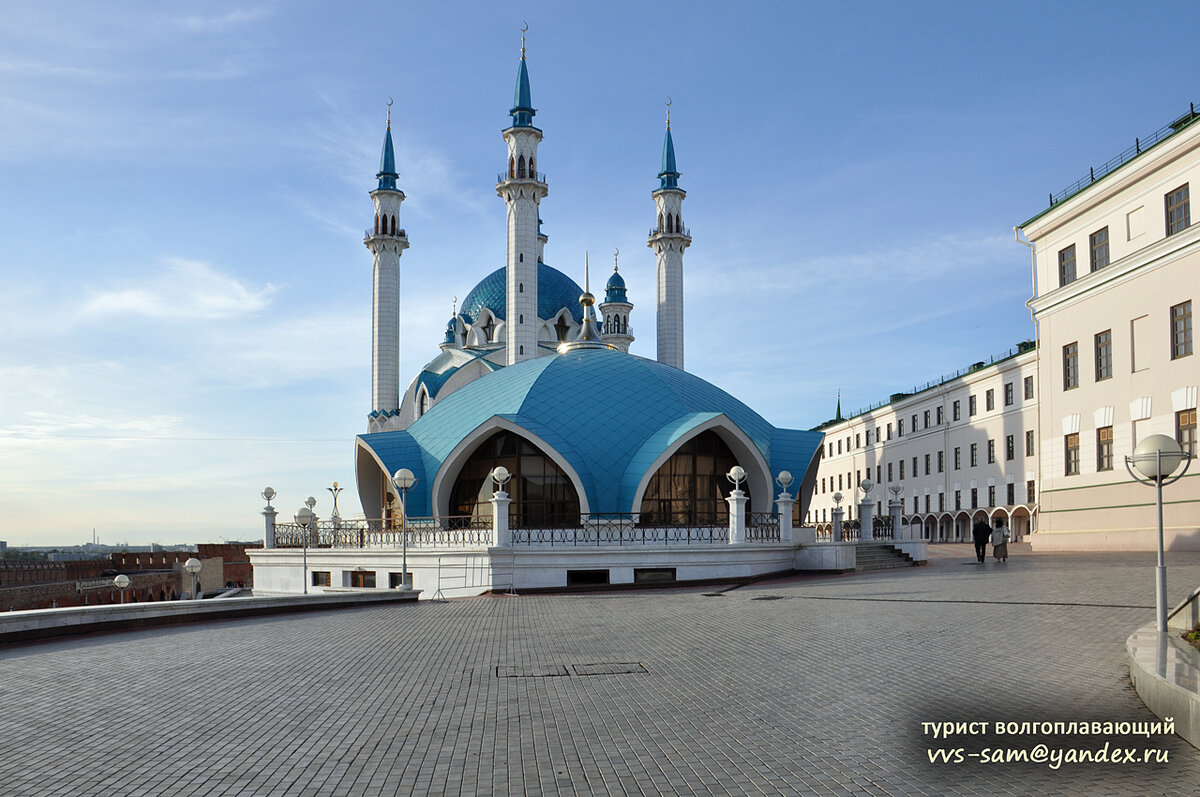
xmin=3 ymin=548 xmax=1200 ymax=796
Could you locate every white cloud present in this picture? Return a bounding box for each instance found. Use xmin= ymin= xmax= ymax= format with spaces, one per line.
xmin=79 ymin=258 xmax=276 ymax=321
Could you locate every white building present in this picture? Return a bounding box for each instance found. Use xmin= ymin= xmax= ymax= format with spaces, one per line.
xmin=809 ymin=345 xmax=1039 ymax=542
xmin=1018 ymin=107 xmax=1199 ymax=551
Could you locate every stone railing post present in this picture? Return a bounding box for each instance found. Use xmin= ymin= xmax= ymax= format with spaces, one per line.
xmin=263 ymin=506 xmax=277 ymax=549
xmin=889 ymin=497 xmax=904 ymax=541
xmin=491 ymin=491 xmax=511 ymax=547
xmin=859 ymin=500 xmax=874 ymax=541
xmin=727 ymin=489 xmax=747 ymax=544
xmin=775 ymin=492 xmax=794 ymax=543
xmin=831 ymin=506 xmax=844 ymax=542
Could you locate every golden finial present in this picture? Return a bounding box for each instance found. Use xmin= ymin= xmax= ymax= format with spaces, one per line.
xmin=521 ymin=21 xmax=528 ymax=60
xmin=585 ymin=250 xmax=590 ymax=293
xmin=613 ymin=248 xmax=619 ymax=271
xmin=386 ymin=97 xmax=393 ymax=130
xmin=665 ymin=97 xmax=672 ymax=131
xmin=452 ymin=296 xmax=457 ymax=316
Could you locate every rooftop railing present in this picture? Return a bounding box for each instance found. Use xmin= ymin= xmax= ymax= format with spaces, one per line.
xmin=363 ymin=228 xmax=407 ymax=240
xmin=497 ymin=171 xmax=548 ymax=184
xmin=648 ymin=227 xmax=692 ymax=238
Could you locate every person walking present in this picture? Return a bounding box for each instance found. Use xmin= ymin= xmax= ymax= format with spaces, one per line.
xmin=972 ymin=519 xmax=990 ymax=563
xmin=991 ymin=519 xmax=1010 ymax=562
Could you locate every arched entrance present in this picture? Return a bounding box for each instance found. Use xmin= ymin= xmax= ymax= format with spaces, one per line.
xmin=449 ymin=431 xmax=581 ymax=527
xmin=638 ymin=430 xmax=747 ymax=525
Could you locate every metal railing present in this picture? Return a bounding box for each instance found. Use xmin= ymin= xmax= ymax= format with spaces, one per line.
xmin=510 ymin=522 xmax=728 ymax=546
xmin=274 ymin=517 xmax=492 ymax=549
xmin=872 ymin=516 xmax=894 ymax=540
xmin=363 ymin=228 xmax=407 ymax=240
xmin=497 ymin=171 xmax=548 ymax=183
xmin=745 ymin=512 xmax=781 ymax=542
xmin=1047 ymin=104 xmax=1199 ymax=209
xmin=648 ymin=226 xmax=692 ymax=238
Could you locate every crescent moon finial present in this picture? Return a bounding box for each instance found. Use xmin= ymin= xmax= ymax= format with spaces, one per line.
xmin=386 ymin=97 xmax=393 ymax=130
xmin=613 ymin=248 xmax=620 ymax=271
xmin=665 ymin=97 xmax=672 ymax=130
xmin=521 ymin=21 xmax=528 ymax=59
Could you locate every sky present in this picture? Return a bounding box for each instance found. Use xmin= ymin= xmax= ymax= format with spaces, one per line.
xmin=3 ymin=1 xmax=1199 ymax=546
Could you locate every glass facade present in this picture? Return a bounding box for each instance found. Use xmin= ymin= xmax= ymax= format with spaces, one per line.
xmin=450 ymin=431 xmax=581 ymax=527
xmin=639 ymin=430 xmax=746 ymax=526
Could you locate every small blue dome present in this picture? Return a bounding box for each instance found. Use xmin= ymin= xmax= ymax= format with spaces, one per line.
xmin=459 ymin=263 xmax=584 ymax=326
xmin=604 ymin=267 xmax=628 ymax=304
xmin=443 ymin=316 xmax=457 ymax=344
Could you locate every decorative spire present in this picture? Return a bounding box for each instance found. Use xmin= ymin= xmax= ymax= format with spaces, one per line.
xmin=835 ymin=390 xmax=843 ymax=422
xmin=658 ymin=100 xmax=680 ymax=190
xmin=510 ymin=23 xmax=535 ymax=128
xmin=377 ymin=99 xmax=398 ymax=191
xmin=558 ymin=251 xmax=615 ymax=352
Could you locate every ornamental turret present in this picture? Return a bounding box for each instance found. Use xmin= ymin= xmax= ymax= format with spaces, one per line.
xmin=599 ymin=252 xmax=634 ymax=353
xmin=647 ymin=103 xmax=690 ymax=370
xmin=365 ymin=103 xmax=410 ymax=432
xmin=497 ymin=26 xmax=548 ymax=365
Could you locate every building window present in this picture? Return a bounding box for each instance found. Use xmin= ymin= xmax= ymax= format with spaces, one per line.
xmin=923 ymin=410 xmax=930 ymax=428
xmin=1058 ymin=244 xmax=1077 ymax=286
xmin=838 ymin=474 xmax=843 ymax=490
xmin=952 ymin=400 xmax=961 ymax=421
xmin=1094 ymin=329 xmax=1112 ymax=380
xmin=937 ymin=451 xmax=944 ymax=473
xmin=1024 ymin=375 xmax=1034 ymax=400
xmin=350 ymin=571 xmax=377 ymax=588
xmin=911 ymin=414 xmax=918 ymax=432
xmin=924 ymin=494 xmax=930 ymax=513
xmin=969 ymin=395 xmax=977 ymax=416
xmin=1005 ymin=435 xmax=1015 ymax=462
xmin=837 ymin=439 xmax=842 ymax=455
xmin=938 ymin=493 xmax=945 ymax=512
xmin=954 ymin=447 xmax=961 ymax=470
xmin=936 ymin=406 xmax=944 ymax=425
xmin=1097 ymin=426 xmax=1113 ymax=472
xmin=828 ymin=442 xmax=833 ymax=458
xmin=912 ymin=496 xmax=919 ymax=513
xmin=987 ymin=485 xmax=995 ymax=507
xmin=876 ymin=465 xmax=881 ymax=483
xmin=866 ymin=429 xmax=873 ymax=446
xmin=970 ymin=443 xmax=979 ymax=467
xmin=912 ymin=456 xmax=918 ymax=476
xmin=1090 ymin=227 xmax=1109 ymax=272
xmin=1178 ymin=408 xmax=1197 ymax=457
xmin=924 ymin=453 xmax=931 ymax=475
xmin=855 ymin=433 xmax=861 ymax=448
xmin=987 ymin=439 xmax=996 ymax=464
xmin=1166 ymin=183 xmax=1190 ymax=236
xmin=1004 ymin=383 xmax=1014 ymax=407
xmin=898 ymin=419 xmax=905 ymax=437
xmin=1027 ymin=480 xmax=1036 ymax=503
xmin=639 ymin=430 xmax=747 ymax=525
xmin=887 ymin=423 xmax=893 ymax=440
xmin=1065 ymin=433 xmax=1080 ymax=476
xmin=1063 ymin=342 xmax=1079 ymax=390
xmin=985 ymin=389 xmax=995 ymax=412
xmin=1025 ymin=430 xmax=1035 ymax=457
xmin=454 ymin=430 xmax=582 ymax=528
xmin=312 ymin=571 xmax=332 ymax=587
xmin=1172 ymin=301 xmax=1193 ymax=359
xmin=970 ymin=488 xmax=978 ymax=509
xmin=887 ymin=462 xmax=894 ymax=481
xmin=1006 ymin=483 xmax=1015 ymax=506
xmin=955 ymin=490 xmax=962 ymax=511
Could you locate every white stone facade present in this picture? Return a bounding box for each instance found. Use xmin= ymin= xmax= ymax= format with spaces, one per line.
xmin=809 ymin=349 xmax=1040 ymax=542
xmin=649 ymin=187 xmax=689 ymax=370
xmin=366 ymin=186 xmax=408 ymax=432
xmin=499 ymin=127 xmax=547 ymax=366
xmin=1020 ymin=110 xmax=1200 ymax=550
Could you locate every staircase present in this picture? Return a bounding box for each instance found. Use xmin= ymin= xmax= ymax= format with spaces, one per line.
xmin=855 ymin=543 xmax=918 ymax=571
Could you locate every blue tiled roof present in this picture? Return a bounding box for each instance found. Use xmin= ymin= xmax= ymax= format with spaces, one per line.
xmin=358 ymin=348 xmax=822 ymax=517
xmin=412 ymin=348 xmax=499 ymax=400
xmin=510 ymin=58 xmax=535 ymax=128
xmin=658 ymin=128 xmax=680 ymax=190
xmin=459 ymin=263 xmax=584 ymax=326
xmin=603 ymin=267 xmax=627 ymax=303
xmin=377 ymin=128 xmax=398 ymax=191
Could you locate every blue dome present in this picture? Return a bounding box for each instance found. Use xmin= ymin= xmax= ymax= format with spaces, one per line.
xmin=604 ymin=267 xmax=628 ymax=304
xmin=358 ymin=348 xmax=822 ymax=517
xmin=459 ymin=263 xmax=584 ymax=326
xmin=443 ymin=316 xmax=457 ymax=344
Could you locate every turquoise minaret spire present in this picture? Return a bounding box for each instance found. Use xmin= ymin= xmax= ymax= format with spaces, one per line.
xmin=648 ymin=99 xmax=690 ymax=370
xmin=377 ymin=105 xmax=399 ymax=191
xmin=510 ymin=25 xmax=536 ymax=128
xmin=658 ymin=125 xmax=680 ymax=189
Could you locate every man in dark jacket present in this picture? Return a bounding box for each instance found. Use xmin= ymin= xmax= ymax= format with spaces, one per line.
xmin=972 ymin=520 xmax=990 ymax=563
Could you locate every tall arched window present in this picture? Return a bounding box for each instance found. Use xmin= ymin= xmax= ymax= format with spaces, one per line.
xmin=658 ymin=212 xmax=664 ymax=231
xmin=390 ymin=215 xmax=396 ymax=235
xmin=622 ymin=314 xmax=627 ymax=333
xmin=417 ymin=388 xmax=430 ymax=418
xmin=518 ymin=155 xmax=526 ymax=178
xmin=374 ymin=215 xmax=380 ymax=234
xmin=675 ymin=214 xmax=682 ymax=232
xmin=666 ymin=214 xmax=674 ymax=233
xmin=450 ymin=431 xmax=580 ymax=527
xmin=529 ymin=157 xmax=535 ymax=178
xmin=509 ymin=156 xmax=515 ymax=178
xmin=639 ymin=430 xmax=748 ymax=525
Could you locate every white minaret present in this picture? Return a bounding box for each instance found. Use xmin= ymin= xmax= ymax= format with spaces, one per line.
xmin=599 ymin=250 xmax=634 ymax=353
xmin=647 ymin=104 xmax=690 ymax=370
xmin=365 ymin=105 xmax=410 ymax=432
xmin=497 ymin=29 xmax=548 ymax=365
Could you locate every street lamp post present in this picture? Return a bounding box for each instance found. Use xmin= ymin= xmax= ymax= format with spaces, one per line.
xmin=183 ymin=558 xmax=202 ymax=600
xmin=1124 ymin=434 xmax=1192 ymax=632
xmin=295 ymin=503 xmax=315 ymax=595
xmin=113 ymin=573 xmax=130 ymax=604
xmin=392 ymin=468 xmax=417 ymax=591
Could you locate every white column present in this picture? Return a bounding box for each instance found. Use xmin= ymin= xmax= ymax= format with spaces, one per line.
xmin=889 ymin=498 xmax=904 ymax=541
xmin=491 ymin=492 xmax=512 ymax=547
xmin=775 ymin=492 xmax=794 ymax=544
xmin=859 ymin=500 xmax=874 ymax=541
xmin=831 ymin=506 xmax=844 ymax=542
xmin=262 ymin=506 xmax=277 ymax=549
xmin=727 ymin=489 xmax=747 ymax=544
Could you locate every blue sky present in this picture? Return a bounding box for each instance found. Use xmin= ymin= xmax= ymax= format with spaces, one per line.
xmin=3 ymin=1 xmax=1198 ymax=546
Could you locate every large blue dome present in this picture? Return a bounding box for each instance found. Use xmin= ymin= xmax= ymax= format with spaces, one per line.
xmin=459 ymin=263 xmax=584 ymax=326
xmin=358 ymin=348 xmax=822 ymax=517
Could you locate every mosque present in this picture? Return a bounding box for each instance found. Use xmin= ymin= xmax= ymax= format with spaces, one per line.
xmin=250 ymin=38 xmax=852 ymax=595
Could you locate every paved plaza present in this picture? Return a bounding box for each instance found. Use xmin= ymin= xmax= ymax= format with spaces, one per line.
xmin=3 ymin=546 xmax=1200 ymax=796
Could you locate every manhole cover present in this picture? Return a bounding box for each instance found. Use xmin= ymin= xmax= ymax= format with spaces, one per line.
xmin=496 ymin=664 xmax=570 ymax=678
xmin=572 ymin=662 xmax=647 ymax=676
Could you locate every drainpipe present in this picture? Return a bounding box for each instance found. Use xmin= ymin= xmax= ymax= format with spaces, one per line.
xmin=1014 ymin=226 xmax=1040 ymax=533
